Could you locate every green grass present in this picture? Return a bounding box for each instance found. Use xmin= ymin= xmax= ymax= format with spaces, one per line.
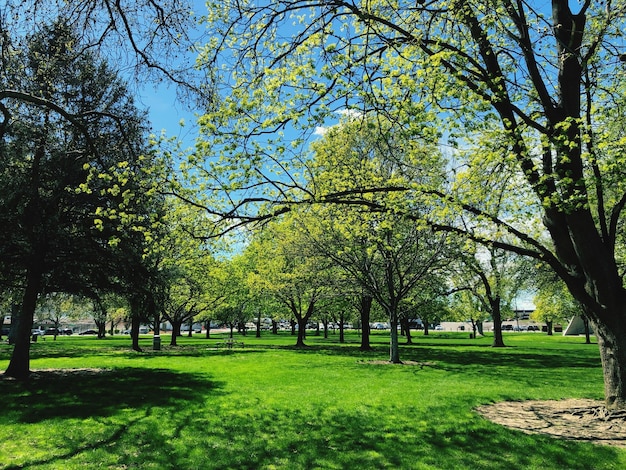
xmin=0 ymin=331 xmax=623 ymax=469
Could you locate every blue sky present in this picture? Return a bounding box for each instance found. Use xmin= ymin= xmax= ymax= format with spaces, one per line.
xmin=140 ymin=81 xmax=199 ymax=147
xmin=138 ymin=0 xmax=209 ymax=146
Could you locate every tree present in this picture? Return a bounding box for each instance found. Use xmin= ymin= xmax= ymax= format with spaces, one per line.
xmin=193 ymin=1 xmax=626 ymax=408
xmin=0 ymin=22 xmax=154 ymax=377
xmin=2 ymin=0 xmax=209 ymax=102
xmin=303 ymin=116 xmax=450 ymax=362
xmin=34 ymin=292 xmax=91 ymax=337
xmin=154 ymin=201 xmax=227 ymax=346
xmin=449 ymin=290 xmax=489 ymax=339
xmin=532 ymin=270 xmax=582 ymax=336
xmin=399 ymin=280 xmax=449 ymax=342
xmin=246 ymin=213 xmax=334 ymax=348
xmin=448 ymin=242 xmax=529 ymax=347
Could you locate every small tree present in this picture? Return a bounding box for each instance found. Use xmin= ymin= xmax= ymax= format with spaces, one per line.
xmin=246 ymin=213 xmax=333 ymax=348
xmin=532 ymin=282 xmax=580 ymax=336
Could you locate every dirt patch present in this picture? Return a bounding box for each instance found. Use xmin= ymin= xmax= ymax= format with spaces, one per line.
xmin=363 ymin=360 xmax=436 ymax=367
xmin=476 ymin=399 xmax=626 ymax=447
xmin=1 ymin=368 xmax=110 ymax=381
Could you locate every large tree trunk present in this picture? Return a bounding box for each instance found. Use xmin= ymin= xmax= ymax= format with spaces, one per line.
xmin=593 ymin=319 xmax=626 ymax=410
xmin=5 ymin=263 xmax=43 ymax=379
xmin=96 ymin=320 xmax=106 ymax=338
xmin=130 ymin=312 xmax=142 ymax=352
xmin=582 ymin=316 xmax=591 ymax=345
xmin=170 ymin=320 xmax=183 ymax=346
xmin=295 ymin=316 xmax=307 ymax=347
xmin=401 ymin=317 xmax=413 ymax=345
xmin=338 ymin=311 xmax=345 ymax=344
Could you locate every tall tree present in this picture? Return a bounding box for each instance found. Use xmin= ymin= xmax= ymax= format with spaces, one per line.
xmin=1 ymin=0 xmax=209 ymax=103
xmin=532 ymin=267 xmax=583 ymax=336
xmin=0 ymin=22 xmax=153 ymax=378
xmin=449 ymin=243 xmax=528 ymax=347
xmin=194 ymin=1 xmax=626 ymax=408
xmin=304 ymin=116 xmax=450 ymax=362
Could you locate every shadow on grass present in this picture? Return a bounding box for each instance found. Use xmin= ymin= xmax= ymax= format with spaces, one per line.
xmin=0 ymin=367 xmax=224 ymax=424
xmin=93 ymin=403 xmax=620 ymax=469
xmin=272 ymin=339 xmax=600 ymax=370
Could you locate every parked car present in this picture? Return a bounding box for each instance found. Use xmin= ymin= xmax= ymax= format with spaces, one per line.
xmin=61 ymin=328 xmax=73 ymax=335
xmin=31 ymin=328 xmax=45 ymax=336
xmin=434 ymin=325 xmax=444 ymax=330
xmin=44 ymin=328 xmax=60 ymax=336
xmin=79 ymin=329 xmax=98 ymax=335
xmin=527 ymin=325 xmax=540 ymax=331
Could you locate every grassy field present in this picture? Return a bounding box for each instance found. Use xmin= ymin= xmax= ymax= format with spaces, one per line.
xmin=0 ymin=330 xmax=623 ymax=469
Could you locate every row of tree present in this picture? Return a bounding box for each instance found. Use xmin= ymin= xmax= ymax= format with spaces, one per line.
xmin=3 ymin=1 xmax=626 ymax=412
xmin=181 ymin=0 xmax=626 ymax=409
xmin=0 ymin=19 xmax=582 ymax=372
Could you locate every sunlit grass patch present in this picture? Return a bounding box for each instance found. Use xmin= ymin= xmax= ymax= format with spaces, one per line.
xmin=0 ymin=332 xmax=623 ymax=469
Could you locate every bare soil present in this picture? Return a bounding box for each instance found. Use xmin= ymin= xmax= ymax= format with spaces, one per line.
xmin=1 ymin=368 xmax=110 ymax=381
xmin=363 ymin=362 xmax=626 ymax=447
xmin=476 ymin=399 xmax=626 ymax=447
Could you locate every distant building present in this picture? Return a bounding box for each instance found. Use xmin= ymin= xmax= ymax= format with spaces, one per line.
xmin=514 ymin=309 xmax=534 ymax=320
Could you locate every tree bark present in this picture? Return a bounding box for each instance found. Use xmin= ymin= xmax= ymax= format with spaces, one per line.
xmin=130 ymin=311 xmax=142 ymax=352
xmin=389 ymin=309 xmax=401 ymax=363
xmin=594 ymin=319 xmax=626 ymax=409
xmin=338 ymin=311 xmax=345 ymax=344
xmin=170 ymin=320 xmax=182 ymax=346
xmin=401 ymin=317 xmax=413 ymax=345
xmin=582 ymin=316 xmax=591 ymax=344
xmin=295 ymin=317 xmax=307 ymax=347
xmin=5 ymin=261 xmax=43 ymax=379
xmin=359 ymin=295 xmax=372 ymax=351
xmin=490 ymin=298 xmax=505 ymax=348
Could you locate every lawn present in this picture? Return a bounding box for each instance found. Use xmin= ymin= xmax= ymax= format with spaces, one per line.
xmin=0 ymin=331 xmax=623 ymax=469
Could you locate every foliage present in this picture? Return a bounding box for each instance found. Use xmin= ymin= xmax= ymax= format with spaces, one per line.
xmin=0 ymin=20 xmax=161 ymax=375
xmin=532 ymin=276 xmax=582 ymax=328
xmin=1 ymin=0 xmax=210 ymax=102
xmin=245 ymin=212 xmax=337 ymax=346
xmin=302 ymin=115 xmax=451 ymax=359
xmin=192 ymin=0 xmax=626 ymax=407
xmin=154 ymin=199 xmax=227 ymax=343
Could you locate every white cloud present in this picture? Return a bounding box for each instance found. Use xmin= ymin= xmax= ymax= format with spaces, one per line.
xmin=313 ymin=126 xmax=328 ymax=136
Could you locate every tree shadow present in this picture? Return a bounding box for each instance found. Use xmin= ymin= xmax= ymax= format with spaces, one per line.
xmin=0 ymin=367 xmax=224 ymax=424
xmin=271 ymin=337 xmax=601 ymax=371
xmin=115 ymin=403 xmax=619 ymax=469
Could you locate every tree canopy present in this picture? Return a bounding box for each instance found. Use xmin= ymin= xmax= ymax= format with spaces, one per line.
xmin=0 ymin=20 xmax=159 ymax=377
xmin=189 ymin=0 xmax=626 ymax=408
